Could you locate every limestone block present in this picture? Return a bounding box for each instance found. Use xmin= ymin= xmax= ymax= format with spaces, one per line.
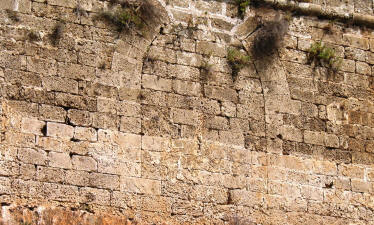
xmin=18 ymin=148 xmax=47 ymax=165
xmin=338 ymin=164 xmax=365 ymax=179
xmin=42 ymin=77 xmax=78 ymax=94
xmin=36 ymin=166 xmax=65 ymax=183
xmin=49 ymin=152 xmax=72 ymax=169
xmin=89 ymin=173 xmax=120 ymax=190
xmin=171 ymin=108 xmax=199 ymax=126
xmin=65 ymin=170 xmax=89 ymax=186
xmin=39 ymin=105 xmax=67 ymax=123
xmin=46 ymin=122 xmax=74 ymax=139
xmin=21 ymin=118 xmax=45 ymax=135
xmin=120 ymin=116 xmax=141 ymax=133
xmin=229 ymin=189 xmax=264 ymax=207
xmin=196 ymin=41 xmax=226 ymax=57
xmin=79 ymin=187 xmax=111 ymax=205
xmin=120 ymin=177 xmax=161 ymax=195
xmin=172 ymin=79 xmax=201 ymax=96
xmin=74 ymin=126 xmax=97 ymax=142
xmin=67 ymin=109 xmax=92 ymax=126
xmin=72 ymin=155 xmax=97 ymax=172
xmin=168 ymin=64 xmax=200 ymax=81
xmin=142 ymin=74 xmax=172 ymax=92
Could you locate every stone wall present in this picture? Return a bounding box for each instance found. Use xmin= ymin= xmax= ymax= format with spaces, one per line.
xmin=1 ymin=0 xmax=374 ymax=224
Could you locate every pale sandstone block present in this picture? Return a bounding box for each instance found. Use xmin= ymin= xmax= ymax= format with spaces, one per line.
xmin=121 ymin=177 xmax=161 ymax=195
xmin=18 ymin=148 xmax=47 ymax=165
xmin=47 ymin=122 xmax=74 ymax=139
xmin=89 ymin=173 xmax=120 ymax=190
xmin=72 ymin=155 xmax=97 ymax=172
xmin=49 ymin=152 xmax=72 ymax=169
xmin=21 ymin=118 xmax=45 ymax=135
xmin=74 ymin=126 xmax=97 ymax=142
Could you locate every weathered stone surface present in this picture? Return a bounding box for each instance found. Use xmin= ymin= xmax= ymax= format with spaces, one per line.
xmin=2 ymin=1 xmax=374 ymax=224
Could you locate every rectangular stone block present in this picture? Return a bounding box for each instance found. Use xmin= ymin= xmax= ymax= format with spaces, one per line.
xmin=229 ymin=189 xmax=264 ymax=207
xmin=279 ymin=125 xmax=303 ymax=142
xmin=304 ymin=130 xmax=324 ymax=145
xmin=172 ymin=79 xmax=201 ymax=96
xmin=48 ymin=152 xmax=72 ymax=169
xmin=36 ymin=166 xmax=65 ymax=183
xmin=168 ymin=64 xmax=200 ymax=81
xmin=196 ymin=41 xmax=226 ymax=57
xmin=46 ymin=122 xmax=74 ymax=139
xmin=190 ymin=185 xmax=227 ymax=204
xmin=74 ymin=126 xmax=97 ymax=142
xmin=117 ymin=101 xmax=141 ymax=117
xmin=338 ymin=164 xmax=364 ymax=179
xmin=142 ymin=136 xmax=170 ymax=151
xmin=18 ymin=148 xmax=47 ymax=165
xmin=55 ymin=93 xmax=97 ymax=111
xmin=121 ymin=177 xmax=161 ymax=195
xmin=21 ymin=117 xmax=45 ymax=135
xmin=79 ymin=187 xmax=111 ymax=205
xmin=39 ymin=104 xmax=67 ymax=122
xmin=72 ymin=155 xmax=97 ymax=172
xmin=97 ymin=97 xmax=117 ymax=114
xmin=65 ymin=170 xmax=89 ymax=186
xmin=42 ymin=76 xmax=78 ymax=94
xmin=171 ymin=108 xmax=199 ymax=126
xmin=142 ymin=74 xmax=172 ymax=92
xmin=89 ymin=173 xmax=120 ymax=190
xmin=204 ymin=85 xmax=238 ymax=103
xmin=120 ymin=116 xmax=141 ymax=133
xmin=67 ymin=109 xmax=92 ymax=126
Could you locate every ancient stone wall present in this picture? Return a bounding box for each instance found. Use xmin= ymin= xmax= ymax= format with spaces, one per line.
xmin=1 ymin=0 xmax=374 ymax=224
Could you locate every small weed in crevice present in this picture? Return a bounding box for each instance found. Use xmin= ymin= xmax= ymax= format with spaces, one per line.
xmin=49 ymin=22 xmax=65 ymax=46
xmin=6 ymin=9 xmax=20 ymax=22
xmin=252 ymin=16 xmax=289 ymax=58
xmin=235 ymin=0 xmax=251 ymax=19
xmin=27 ymin=30 xmax=41 ymax=42
xmin=97 ymin=0 xmax=160 ymax=35
xmin=200 ymin=59 xmax=214 ymax=82
xmin=74 ymin=3 xmax=88 ymax=18
xmin=98 ymin=8 xmax=144 ymax=32
xmin=307 ymin=41 xmax=342 ymax=72
xmin=227 ymin=47 xmax=251 ymax=81
xmin=99 ymin=62 xmax=106 ymax=70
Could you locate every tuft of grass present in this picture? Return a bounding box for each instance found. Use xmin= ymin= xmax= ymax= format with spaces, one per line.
xmin=6 ymin=9 xmax=20 ymax=22
xmin=235 ymin=0 xmax=251 ymax=19
xmin=227 ymin=48 xmax=251 ymax=81
xmin=252 ymin=18 xmax=289 ymax=58
xmin=50 ymin=22 xmax=64 ymax=46
xmin=307 ymin=41 xmax=342 ymax=71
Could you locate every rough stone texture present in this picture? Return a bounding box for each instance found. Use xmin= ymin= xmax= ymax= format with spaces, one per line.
xmin=1 ymin=0 xmax=374 ymax=224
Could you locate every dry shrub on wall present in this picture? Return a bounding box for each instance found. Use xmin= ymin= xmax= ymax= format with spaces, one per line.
xmin=98 ymin=0 xmax=162 ymax=36
xmin=251 ymin=14 xmax=289 ymax=58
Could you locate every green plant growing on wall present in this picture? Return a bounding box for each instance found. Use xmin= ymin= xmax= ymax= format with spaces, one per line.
xmin=235 ymin=0 xmax=251 ymax=18
xmin=307 ymin=41 xmax=342 ymax=72
xmin=227 ymin=48 xmax=251 ymax=81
